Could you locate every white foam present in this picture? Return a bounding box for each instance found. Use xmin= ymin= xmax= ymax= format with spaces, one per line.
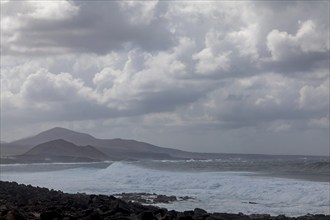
xmin=1 ymin=161 xmax=329 ymax=216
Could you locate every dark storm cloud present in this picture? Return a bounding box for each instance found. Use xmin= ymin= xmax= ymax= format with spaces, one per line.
xmin=132 ymin=86 xmax=210 ymax=115
xmin=263 ymin=52 xmax=329 ymax=74
xmin=4 ymin=1 xmax=173 ymax=55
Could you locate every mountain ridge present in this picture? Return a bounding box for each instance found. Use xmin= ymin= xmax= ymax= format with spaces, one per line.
xmin=1 ymin=127 xmax=189 ymax=160
xmin=12 ymin=127 xmax=98 ymax=147
xmin=16 ymin=139 xmax=109 ymax=163
xmin=2 ymin=127 xmax=315 ymax=162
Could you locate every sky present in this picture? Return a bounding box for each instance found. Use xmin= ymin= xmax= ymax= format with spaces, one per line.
xmin=1 ymin=0 xmax=329 ymax=156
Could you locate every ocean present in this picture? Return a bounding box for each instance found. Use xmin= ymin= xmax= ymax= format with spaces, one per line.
xmin=0 ymin=156 xmax=329 ymax=216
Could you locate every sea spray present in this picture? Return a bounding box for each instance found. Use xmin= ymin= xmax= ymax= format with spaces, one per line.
xmin=1 ymin=160 xmax=329 ymax=216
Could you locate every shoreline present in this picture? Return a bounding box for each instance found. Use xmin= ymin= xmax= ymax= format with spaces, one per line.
xmin=0 ymin=181 xmax=329 ymax=220
xmin=1 ymin=160 xmax=329 ymax=183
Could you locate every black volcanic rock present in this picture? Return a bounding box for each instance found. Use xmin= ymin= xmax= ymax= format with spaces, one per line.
xmin=113 ymin=193 xmax=187 ymax=204
xmin=1 ymin=181 xmax=329 ymax=220
xmin=17 ymin=139 xmax=108 ymax=162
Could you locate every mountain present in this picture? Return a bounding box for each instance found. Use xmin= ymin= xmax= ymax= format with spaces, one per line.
xmin=1 ymin=143 xmax=29 ymax=157
xmin=1 ymin=127 xmax=296 ymax=163
xmin=1 ymin=127 xmax=99 ymax=157
xmin=14 ymin=139 xmax=108 ymax=163
xmin=1 ymin=127 xmax=191 ymax=160
xmin=11 ymin=127 xmax=98 ymax=147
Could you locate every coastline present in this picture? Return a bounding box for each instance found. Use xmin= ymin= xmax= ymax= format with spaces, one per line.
xmin=1 ymin=159 xmax=329 ymax=183
xmin=0 ymin=181 xmax=328 ymax=220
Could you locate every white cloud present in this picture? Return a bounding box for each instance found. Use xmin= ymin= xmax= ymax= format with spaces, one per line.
xmin=267 ymin=20 xmax=329 ymax=61
xmin=193 ymin=49 xmax=231 ymax=75
xmin=20 ymin=71 xmax=95 ymax=103
xmin=1 ymin=61 xmax=45 ymax=93
xmin=93 ymin=67 xmax=122 ymax=91
xmin=26 ymin=1 xmax=79 ymax=20
xmin=119 ymin=0 xmax=159 ymax=25
xmin=96 ymin=49 xmax=200 ymax=111
xmin=227 ymin=24 xmax=259 ymax=59
xmin=298 ymin=78 xmax=329 ymax=111
xmin=193 ymin=30 xmax=231 ymax=74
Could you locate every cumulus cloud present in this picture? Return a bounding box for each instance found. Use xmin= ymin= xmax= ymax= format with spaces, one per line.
xmin=193 ymin=30 xmax=232 ymax=74
xmin=298 ymin=78 xmax=329 ymax=111
xmin=93 ymin=47 xmax=211 ymax=114
xmin=267 ymin=20 xmax=328 ymax=60
xmin=20 ymin=70 xmax=95 ymax=103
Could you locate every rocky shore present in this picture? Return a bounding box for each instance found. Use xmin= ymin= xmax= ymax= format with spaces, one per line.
xmin=113 ymin=193 xmax=194 ymax=205
xmin=0 ymin=181 xmax=328 ymax=220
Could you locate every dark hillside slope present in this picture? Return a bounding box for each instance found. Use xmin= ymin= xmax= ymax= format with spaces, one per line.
xmin=16 ymin=139 xmax=108 ymax=162
xmin=12 ymin=127 xmax=98 ymax=147
xmin=4 ymin=127 xmax=191 ymax=159
xmin=3 ymin=127 xmax=284 ymax=161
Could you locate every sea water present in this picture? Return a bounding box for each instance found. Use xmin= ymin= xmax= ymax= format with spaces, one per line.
xmin=0 ymin=157 xmax=329 ymax=216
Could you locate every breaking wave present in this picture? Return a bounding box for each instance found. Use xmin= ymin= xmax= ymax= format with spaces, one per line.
xmin=1 ymin=161 xmax=329 ymax=216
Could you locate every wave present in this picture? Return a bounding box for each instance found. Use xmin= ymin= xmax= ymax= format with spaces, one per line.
xmin=1 ymin=161 xmax=329 ymax=216
xmin=0 ymin=161 xmax=111 ymax=173
xmin=134 ymin=158 xmax=330 ymax=179
xmin=95 ymin=162 xmax=330 ymax=216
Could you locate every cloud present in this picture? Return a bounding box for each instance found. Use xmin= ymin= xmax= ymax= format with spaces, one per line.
xmin=257 ymin=2 xmax=330 ymax=73
xmin=20 ymin=70 xmax=95 ymax=103
xmin=119 ymin=1 xmax=159 ymax=25
xmin=266 ymin=20 xmax=328 ymax=60
xmin=227 ymin=24 xmax=259 ymax=59
xmin=160 ymin=73 xmax=329 ymax=133
xmin=193 ymin=30 xmax=232 ymax=75
xmin=2 ymin=68 xmax=110 ymax=122
xmin=1 ymin=0 xmax=173 ymax=56
xmin=1 ymin=43 xmax=210 ymax=123
xmin=298 ymin=78 xmax=329 ymax=111
xmin=93 ymin=46 xmax=211 ymax=114
xmin=307 ymin=117 xmax=329 ymax=129
xmin=1 ymin=1 xmax=329 ymax=155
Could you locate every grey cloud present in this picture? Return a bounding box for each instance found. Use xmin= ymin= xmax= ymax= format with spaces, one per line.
xmin=173 ymin=74 xmax=329 ymax=132
xmin=262 ymin=19 xmax=329 ymax=74
xmin=1 ymin=62 xmax=211 ymax=124
xmin=249 ymin=2 xmax=329 ymax=74
xmin=3 ymin=1 xmax=173 ymax=55
xmin=132 ymin=87 xmax=208 ymax=115
xmin=262 ymin=52 xmax=328 ymax=74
